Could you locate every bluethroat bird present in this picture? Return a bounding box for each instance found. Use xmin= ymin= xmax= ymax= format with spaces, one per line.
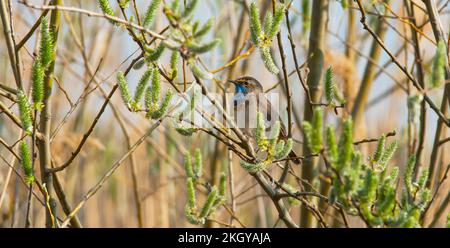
xmin=228 ymin=76 xmax=300 ymax=164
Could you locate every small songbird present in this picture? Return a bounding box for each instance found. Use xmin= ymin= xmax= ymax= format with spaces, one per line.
xmin=228 ymin=76 xmax=300 ymax=164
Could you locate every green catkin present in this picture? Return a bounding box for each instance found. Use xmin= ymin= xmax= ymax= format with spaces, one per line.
xmin=260 ymin=47 xmax=279 ymax=75
xmin=419 ymin=188 xmax=431 ymax=207
xmin=31 ymin=57 xmax=44 ymax=110
xmin=407 ymin=94 xmax=423 ymax=124
xmin=417 ymin=167 xmax=429 ymax=189
xmin=213 ymin=173 xmax=227 ymax=206
xmin=39 ymin=18 xmax=54 ymax=69
xmin=264 ymin=12 xmax=273 ymax=35
xmin=362 ymin=170 xmax=378 ymax=203
xmin=163 ymin=39 xmax=181 ymax=51
xmin=240 ymin=160 xmax=264 ymax=173
xmin=378 ymin=186 xmax=396 ymax=216
xmin=117 ymin=72 xmax=132 ymax=107
xmin=346 ymin=151 xmax=362 ymax=194
xmin=193 ymin=148 xmax=202 ymax=178
xmin=379 ymin=141 xmax=398 ymax=166
xmin=373 ymin=134 xmax=386 ymax=163
xmin=151 ymin=68 xmax=161 ymax=106
xmin=390 ymin=167 xmax=399 ymax=181
xmin=193 ymin=21 xmax=200 ymax=34
xmin=19 ymin=141 xmax=34 ymax=184
xmin=219 ymin=172 xmax=226 ymax=197
xmin=430 ymin=40 xmax=446 ymax=88
xmin=337 ymin=119 xmax=353 ymax=170
xmin=143 ymin=0 xmax=161 ymax=28
xmin=175 ymin=125 xmax=197 ymax=136
xmin=199 ymin=187 xmax=218 ymax=219
xmin=249 ymin=2 xmax=262 ymax=45
xmin=269 ymin=121 xmax=281 ymax=146
xmin=98 ymin=0 xmax=115 ymax=16
xmin=186 ymin=178 xmax=196 ymax=208
xmin=184 ymin=153 xmax=194 ymax=178
xmin=145 ymin=86 xmax=157 ymax=113
xmin=134 ymin=68 xmax=153 ymax=105
xmin=255 ymin=112 xmax=268 ymax=150
xmin=275 ymin=139 xmax=293 ymax=160
xmin=311 ymin=107 xmax=323 ymax=153
xmin=326 ymin=125 xmax=338 ymax=163
xmin=267 ymin=3 xmax=285 ymax=39
xmin=302 ymin=121 xmax=313 ymax=151
xmin=150 ymin=90 xmax=172 ymax=119
xmin=185 ymin=206 xmax=202 ymax=225
xmin=194 ymin=18 xmax=214 ymax=39
xmin=145 ymin=44 xmax=166 ymax=62
xmin=170 ymin=51 xmax=179 ymax=79
xmin=325 ymin=67 xmax=334 ymax=104
xmin=187 ymin=39 xmax=220 ymax=54
xmin=274 ymin=140 xmax=285 ymax=157
xmin=188 ymin=60 xmax=213 ymax=80
xmin=182 ymin=0 xmax=198 ymax=19
xmin=404 ymin=155 xmax=416 ymax=196
xmin=191 ymin=87 xmax=200 ymax=111
xmin=403 ymin=208 xmax=420 ymax=227
xmin=17 ymin=90 xmax=33 ymax=135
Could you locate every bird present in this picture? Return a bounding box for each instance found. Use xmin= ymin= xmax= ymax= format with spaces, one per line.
xmin=227 ymin=76 xmax=300 ymax=164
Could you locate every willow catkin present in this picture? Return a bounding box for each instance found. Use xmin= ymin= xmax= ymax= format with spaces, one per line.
xmin=184 ymin=153 xmax=194 ymax=179
xmin=187 ymin=39 xmax=220 ymax=54
xmin=39 ymin=18 xmax=54 ymax=69
xmin=19 ymin=141 xmax=34 ymax=184
xmin=199 ymin=187 xmax=218 ymax=219
xmin=182 ymin=0 xmax=198 ymax=19
xmin=404 ymin=155 xmax=416 ymax=195
xmin=325 ymin=67 xmax=335 ymax=104
xmin=430 ymin=40 xmax=446 ymax=88
xmin=134 ymin=68 xmax=153 ymax=105
xmin=194 ymin=18 xmax=214 ymax=39
xmin=143 ymin=0 xmax=161 ymax=28
xmin=326 ymin=125 xmax=338 ymax=163
xmin=255 ymin=112 xmax=268 ymax=149
xmin=249 ymin=2 xmax=262 ymax=45
xmin=193 ymin=149 xmax=202 ymax=179
xmin=17 ymin=90 xmax=33 ymax=135
xmin=117 ymin=72 xmax=132 ymax=107
xmin=267 ymin=3 xmax=285 ymax=39
xmin=373 ymin=134 xmax=386 ymax=163
xmin=31 ymin=57 xmax=44 ymax=110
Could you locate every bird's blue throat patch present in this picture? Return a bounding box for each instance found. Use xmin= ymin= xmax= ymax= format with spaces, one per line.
xmin=235 ymin=84 xmax=248 ymax=94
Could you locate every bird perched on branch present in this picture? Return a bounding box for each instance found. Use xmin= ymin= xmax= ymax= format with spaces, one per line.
xmin=228 ymin=76 xmax=300 ymax=164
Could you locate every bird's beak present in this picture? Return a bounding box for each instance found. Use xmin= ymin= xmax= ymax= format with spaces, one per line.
xmin=227 ymin=79 xmax=237 ymax=85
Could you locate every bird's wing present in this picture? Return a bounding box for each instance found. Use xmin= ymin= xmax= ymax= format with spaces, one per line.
xmin=262 ymin=95 xmax=301 ymax=164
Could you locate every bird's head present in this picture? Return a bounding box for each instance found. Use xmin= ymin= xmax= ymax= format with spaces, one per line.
xmin=228 ymin=76 xmax=263 ymax=95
